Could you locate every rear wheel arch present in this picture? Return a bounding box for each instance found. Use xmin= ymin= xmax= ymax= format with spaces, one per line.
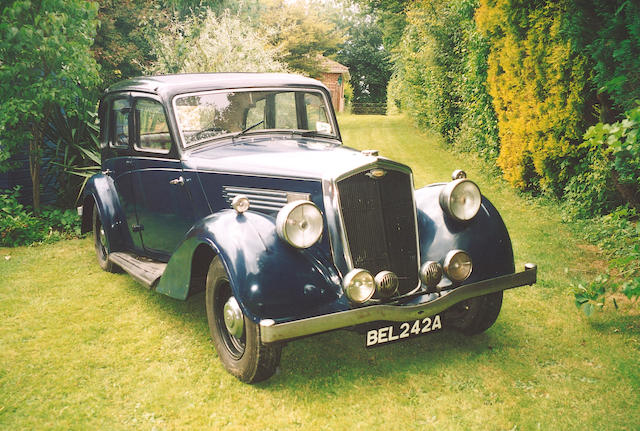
xmin=81 ymin=195 xmax=96 ymax=234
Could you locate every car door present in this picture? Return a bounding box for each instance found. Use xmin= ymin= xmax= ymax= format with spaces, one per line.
xmin=129 ymin=95 xmax=196 ymax=259
xmin=102 ymin=94 xmax=145 ymax=253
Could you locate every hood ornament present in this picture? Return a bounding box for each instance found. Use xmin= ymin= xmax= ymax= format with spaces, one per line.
xmin=361 ymin=149 xmax=379 ymax=157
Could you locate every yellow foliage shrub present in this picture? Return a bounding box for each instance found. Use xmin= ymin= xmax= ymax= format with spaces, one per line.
xmin=477 ymin=0 xmax=594 ymax=193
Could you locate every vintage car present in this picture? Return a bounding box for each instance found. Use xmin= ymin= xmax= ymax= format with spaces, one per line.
xmin=80 ymin=73 xmax=537 ymax=383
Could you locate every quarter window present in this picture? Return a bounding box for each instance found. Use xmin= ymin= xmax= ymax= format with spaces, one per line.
xmin=136 ymin=99 xmax=172 ymax=153
xmin=111 ymin=99 xmax=130 ymax=148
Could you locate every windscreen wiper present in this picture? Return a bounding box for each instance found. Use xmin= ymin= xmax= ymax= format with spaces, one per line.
xmin=231 ymin=120 xmax=264 ymax=141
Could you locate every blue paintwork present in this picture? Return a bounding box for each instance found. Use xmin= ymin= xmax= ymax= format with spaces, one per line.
xmin=83 ymin=74 xmax=518 ymax=327
xmin=156 ymin=209 xmax=348 ymax=323
xmin=415 ymin=184 xmax=515 ymax=283
xmin=84 ymin=173 xmax=131 ymax=253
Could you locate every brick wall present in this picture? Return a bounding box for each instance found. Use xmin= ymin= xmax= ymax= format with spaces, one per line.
xmin=320 ymin=72 xmax=345 ymax=112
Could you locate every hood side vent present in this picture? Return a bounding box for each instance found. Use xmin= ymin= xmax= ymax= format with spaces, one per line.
xmin=223 ymin=186 xmax=309 ymax=213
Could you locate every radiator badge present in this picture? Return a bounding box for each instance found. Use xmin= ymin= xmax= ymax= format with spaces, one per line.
xmin=366 ymin=168 xmax=387 ymax=179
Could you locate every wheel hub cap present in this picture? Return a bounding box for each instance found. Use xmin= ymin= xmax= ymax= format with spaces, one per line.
xmin=223 ymin=296 xmax=244 ymax=338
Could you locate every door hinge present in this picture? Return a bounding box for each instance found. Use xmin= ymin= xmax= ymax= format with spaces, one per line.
xmin=132 ymin=224 xmax=144 ymax=232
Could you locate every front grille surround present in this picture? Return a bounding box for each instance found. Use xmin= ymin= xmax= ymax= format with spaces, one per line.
xmin=322 ymin=161 xmax=421 ymax=297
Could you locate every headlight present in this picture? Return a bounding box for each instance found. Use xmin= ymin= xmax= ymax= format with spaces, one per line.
xmin=343 ymin=269 xmax=376 ymax=303
xmin=276 ymin=200 xmax=323 ymax=249
xmin=439 ymin=178 xmax=482 ymax=221
xmin=443 ymin=250 xmax=472 ymax=282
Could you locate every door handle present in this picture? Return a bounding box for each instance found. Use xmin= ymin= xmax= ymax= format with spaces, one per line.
xmin=169 ymin=176 xmax=185 ymax=186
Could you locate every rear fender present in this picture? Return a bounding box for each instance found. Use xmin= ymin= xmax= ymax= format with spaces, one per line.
xmin=81 ymin=174 xmax=129 ymax=252
xmin=415 ymin=184 xmax=515 ymax=282
xmin=156 ymin=209 xmax=347 ymax=323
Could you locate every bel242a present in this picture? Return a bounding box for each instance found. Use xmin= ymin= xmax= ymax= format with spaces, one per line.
xmin=366 ymin=314 xmax=443 ymax=347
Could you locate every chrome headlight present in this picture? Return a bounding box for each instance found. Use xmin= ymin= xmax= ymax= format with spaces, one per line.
xmin=343 ymin=269 xmax=376 ymax=303
xmin=444 ymin=250 xmax=472 ymax=282
xmin=439 ymin=178 xmax=482 ymax=222
xmin=276 ymin=200 xmax=323 ymax=249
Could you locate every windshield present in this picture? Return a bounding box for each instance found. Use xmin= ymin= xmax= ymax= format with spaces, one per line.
xmin=174 ymin=89 xmax=337 ymax=147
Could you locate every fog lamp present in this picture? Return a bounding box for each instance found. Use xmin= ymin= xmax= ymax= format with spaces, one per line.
xmin=443 ymin=250 xmax=472 ymax=283
xmin=420 ymin=261 xmax=443 ymax=289
xmin=343 ymin=269 xmax=375 ymax=303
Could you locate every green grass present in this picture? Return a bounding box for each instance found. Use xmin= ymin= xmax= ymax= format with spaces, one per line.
xmin=1 ymin=114 xmax=639 ymax=430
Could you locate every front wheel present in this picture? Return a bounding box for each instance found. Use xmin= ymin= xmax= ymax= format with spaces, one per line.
xmin=444 ymin=291 xmax=503 ymax=335
xmin=205 ymin=256 xmax=282 ymax=383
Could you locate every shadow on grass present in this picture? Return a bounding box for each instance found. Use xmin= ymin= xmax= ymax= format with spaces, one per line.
xmin=118 ymin=276 xmax=522 ymax=391
xmin=588 ymin=310 xmax=640 ymax=336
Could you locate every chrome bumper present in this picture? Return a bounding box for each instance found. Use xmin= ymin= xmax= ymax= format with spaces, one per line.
xmin=260 ymin=263 xmax=537 ymax=344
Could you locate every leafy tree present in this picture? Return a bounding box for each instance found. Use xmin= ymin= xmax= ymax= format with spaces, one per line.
xmin=147 ymin=10 xmax=288 ymax=74
xmin=259 ymin=0 xmax=344 ymax=77
xmin=0 ymin=0 xmax=100 ymax=213
xmin=337 ymin=12 xmax=391 ymax=103
xmin=356 ymin=0 xmax=407 ymax=51
xmin=93 ymin=0 xmax=170 ymax=88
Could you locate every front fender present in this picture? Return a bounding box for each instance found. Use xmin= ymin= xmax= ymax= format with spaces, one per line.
xmin=81 ymin=173 xmax=129 ymax=252
xmin=156 ymin=209 xmax=348 ymax=323
xmin=415 ymin=184 xmax=515 ymax=283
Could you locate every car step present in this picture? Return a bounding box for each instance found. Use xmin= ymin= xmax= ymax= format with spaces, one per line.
xmin=108 ymin=252 xmax=167 ymax=288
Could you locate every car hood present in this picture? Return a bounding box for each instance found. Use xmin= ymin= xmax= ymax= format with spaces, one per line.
xmin=184 ymin=136 xmax=409 ymax=180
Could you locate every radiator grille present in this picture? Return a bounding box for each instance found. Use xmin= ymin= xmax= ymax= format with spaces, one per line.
xmin=337 ymin=169 xmax=418 ymax=295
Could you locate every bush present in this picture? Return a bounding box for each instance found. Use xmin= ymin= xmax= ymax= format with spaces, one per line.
xmin=390 ymin=0 xmax=499 ymax=160
xmin=0 ymin=186 xmax=81 ymax=247
xmin=477 ymin=0 xmax=595 ymax=194
xmin=564 ymin=105 xmax=640 ymax=218
xmin=572 ymin=206 xmax=640 ymax=314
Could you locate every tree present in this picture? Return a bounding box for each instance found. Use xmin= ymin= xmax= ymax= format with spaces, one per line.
xmin=0 ymin=0 xmax=100 ymax=213
xmin=147 ymin=10 xmax=288 ymax=74
xmin=259 ymin=0 xmax=344 ymax=77
xmin=92 ymin=0 xmax=170 ymax=88
xmin=337 ymin=12 xmax=392 ymax=103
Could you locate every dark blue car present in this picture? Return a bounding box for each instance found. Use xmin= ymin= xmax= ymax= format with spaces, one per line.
xmin=80 ymin=73 xmax=537 ymax=383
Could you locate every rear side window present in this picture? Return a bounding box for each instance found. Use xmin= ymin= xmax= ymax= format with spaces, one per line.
xmin=111 ymin=99 xmax=130 ymax=148
xmin=135 ymin=99 xmax=172 ymax=153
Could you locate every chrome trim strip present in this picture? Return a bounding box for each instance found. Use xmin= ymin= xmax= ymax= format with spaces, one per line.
xmin=259 ymin=264 xmax=537 ymax=343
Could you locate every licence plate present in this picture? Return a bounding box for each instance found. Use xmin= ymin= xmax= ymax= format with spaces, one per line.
xmin=365 ymin=314 xmax=442 ymax=348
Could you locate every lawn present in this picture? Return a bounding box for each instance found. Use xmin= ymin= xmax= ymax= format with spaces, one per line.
xmin=1 ymin=114 xmax=639 ymax=430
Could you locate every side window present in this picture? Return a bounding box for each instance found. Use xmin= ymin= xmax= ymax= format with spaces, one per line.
xmin=111 ymin=99 xmax=130 ymax=148
xmin=136 ymin=98 xmax=172 ymax=153
xmin=275 ymin=92 xmax=297 ymax=129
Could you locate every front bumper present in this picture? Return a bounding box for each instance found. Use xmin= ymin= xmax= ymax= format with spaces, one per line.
xmin=260 ymin=263 xmax=537 ymax=344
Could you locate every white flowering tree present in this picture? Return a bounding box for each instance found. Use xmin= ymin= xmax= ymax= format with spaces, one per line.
xmin=148 ymin=11 xmax=288 ymax=74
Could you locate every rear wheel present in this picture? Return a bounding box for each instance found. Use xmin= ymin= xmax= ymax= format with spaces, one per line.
xmin=444 ymin=291 xmax=503 ymax=335
xmin=205 ymin=256 xmax=282 ymax=383
xmin=92 ymin=203 xmax=117 ymax=273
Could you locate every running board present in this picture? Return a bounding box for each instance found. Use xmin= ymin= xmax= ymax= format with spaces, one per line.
xmin=109 ymin=252 xmax=166 ymax=288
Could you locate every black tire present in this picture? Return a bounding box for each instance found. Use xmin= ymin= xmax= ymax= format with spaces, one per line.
xmin=444 ymin=291 xmax=503 ymax=336
xmin=92 ymin=203 xmax=117 ymax=273
xmin=206 ymin=256 xmax=282 ymax=383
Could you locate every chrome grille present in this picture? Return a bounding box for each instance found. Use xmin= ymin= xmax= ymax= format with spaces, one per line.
xmin=337 ymin=169 xmax=418 ymax=295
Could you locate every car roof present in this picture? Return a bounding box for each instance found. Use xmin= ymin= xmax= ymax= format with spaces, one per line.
xmin=104 ymin=73 xmax=328 ymax=100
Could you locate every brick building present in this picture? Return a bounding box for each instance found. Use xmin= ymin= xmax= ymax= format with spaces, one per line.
xmin=318 ymin=57 xmax=349 ymax=112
